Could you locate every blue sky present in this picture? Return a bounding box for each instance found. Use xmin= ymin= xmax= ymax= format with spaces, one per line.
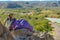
xmin=0 ymin=0 xmax=60 ymax=1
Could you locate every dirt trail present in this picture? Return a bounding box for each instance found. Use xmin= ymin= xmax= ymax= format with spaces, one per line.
xmin=51 ymin=23 xmax=60 ymax=40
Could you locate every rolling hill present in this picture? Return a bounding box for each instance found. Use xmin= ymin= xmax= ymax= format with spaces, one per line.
xmin=0 ymin=1 xmax=60 ymax=8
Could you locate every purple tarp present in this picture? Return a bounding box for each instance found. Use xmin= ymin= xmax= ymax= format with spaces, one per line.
xmin=10 ymin=19 xmax=33 ymax=32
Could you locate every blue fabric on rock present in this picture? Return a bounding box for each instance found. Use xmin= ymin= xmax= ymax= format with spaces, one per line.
xmin=10 ymin=19 xmax=33 ymax=32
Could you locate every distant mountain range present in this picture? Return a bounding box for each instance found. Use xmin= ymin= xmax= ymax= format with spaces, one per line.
xmin=0 ymin=1 xmax=60 ymax=8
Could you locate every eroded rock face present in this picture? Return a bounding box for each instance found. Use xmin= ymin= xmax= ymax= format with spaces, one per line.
xmin=11 ymin=29 xmax=33 ymax=40
xmin=0 ymin=22 xmax=14 ymax=40
xmin=0 ymin=22 xmax=3 ymax=36
xmin=0 ymin=22 xmax=54 ymax=40
xmin=0 ymin=37 xmax=4 ymax=40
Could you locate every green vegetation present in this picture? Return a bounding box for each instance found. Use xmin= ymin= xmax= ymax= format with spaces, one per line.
xmin=0 ymin=8 xmax=53 ymax=33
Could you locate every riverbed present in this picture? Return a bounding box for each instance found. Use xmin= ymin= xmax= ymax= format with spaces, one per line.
xmin=46 ymin=18 xmax=60 ymax=23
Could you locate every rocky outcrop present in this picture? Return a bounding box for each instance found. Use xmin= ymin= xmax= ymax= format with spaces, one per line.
xmin=11 ymin=29 xmax=54 ymax=40
xmin=0 ymin=22 xmax=14 ymax=40
xmin=0 ymin=22 xmax=54 ymax=40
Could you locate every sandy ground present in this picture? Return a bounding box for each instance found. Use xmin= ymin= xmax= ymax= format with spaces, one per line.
xmin=51 ymin=23 xmax=60 ymax=40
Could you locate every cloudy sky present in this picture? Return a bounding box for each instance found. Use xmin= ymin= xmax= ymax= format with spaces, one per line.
xmin=0 ymin=0 xmax=59 ymax=1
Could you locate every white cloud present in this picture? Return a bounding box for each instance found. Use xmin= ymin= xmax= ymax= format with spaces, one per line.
xmin=9 ymin=0 xmax=19 ymax=1
xmin=10 ymin=0 xmax=60 ymax=1
xmin=10 ymin=0 xmax=40 ymax=1
xmin=0 ymin=0 xmax=8 ymax=1
xmin=0 ymin=0 xmax=60 ymax=1
xmin=40 ymin=0 xmax=59 ymax=1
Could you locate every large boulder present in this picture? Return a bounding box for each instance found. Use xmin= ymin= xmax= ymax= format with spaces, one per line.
xmin=11 ymin=28 xmax=33 ymax=40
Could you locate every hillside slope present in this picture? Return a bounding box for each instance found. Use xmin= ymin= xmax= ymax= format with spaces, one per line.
xmin=0 ymin=1 xmax=60 ymax=8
